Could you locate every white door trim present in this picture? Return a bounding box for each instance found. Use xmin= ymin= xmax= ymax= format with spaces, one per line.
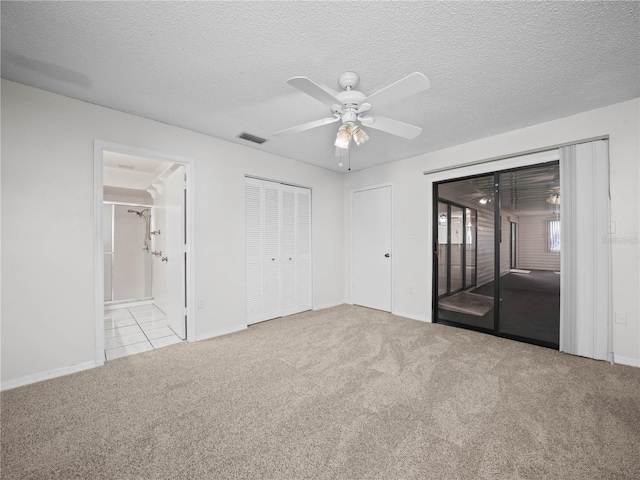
xmin=350 ymin=183 xmax=394 ymax=313
xmin=94 ymin=141 xmax=196 ymax=366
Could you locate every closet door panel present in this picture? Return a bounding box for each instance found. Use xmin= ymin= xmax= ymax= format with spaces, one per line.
xmin=245 ymin=178 xmax=265 ymax=324
xmin=262 ymin=181 xmax=282 ymax=321
xmin=295 ymin=187 xmax=312 ymax=312
xmin=281 ymin=187 xmax=298 ymax=314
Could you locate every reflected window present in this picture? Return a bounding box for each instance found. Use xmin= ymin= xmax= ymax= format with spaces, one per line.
xmin=549 ymin=220 xmax=561 ymax=252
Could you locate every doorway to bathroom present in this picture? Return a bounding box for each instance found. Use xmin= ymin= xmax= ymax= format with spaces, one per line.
xmin=95 ymin=142 xmax=195 ymax=363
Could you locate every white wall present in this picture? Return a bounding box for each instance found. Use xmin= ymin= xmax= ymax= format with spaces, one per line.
xmin=1 ymin=80 xmax=345 ymax=387
xmin=344 ymin=98 xmax=640 ymax=366
xmin=517 ymin=214 xmax=561 ymax=271
xmin=2 ymin=80 xmax=638 ymax=388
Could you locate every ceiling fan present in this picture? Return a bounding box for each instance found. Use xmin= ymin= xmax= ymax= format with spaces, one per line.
xmin=274 ymin=71 xmax=430 ymax=156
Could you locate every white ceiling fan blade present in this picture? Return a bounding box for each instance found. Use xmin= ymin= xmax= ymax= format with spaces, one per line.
xmin=273 ymin=116 xmax=340 ymax=137
xmin=361 ymin=116 xmax=422 ymax=139
xmin=355 ymin=103 xmax=372 ymax=114
xmin=363 ymin=72 xmax=430 ymax=108
xmin=287 ymin=77 xmax=342 ymax=108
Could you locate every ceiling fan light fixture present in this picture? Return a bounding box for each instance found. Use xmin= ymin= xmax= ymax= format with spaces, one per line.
xmin=546 ymin=193 xmax=561 ymax=205
xmin=335 ymin=125 xmax=352 ymax=149
xmin=351 ymin=125 xmax=369 ymax=146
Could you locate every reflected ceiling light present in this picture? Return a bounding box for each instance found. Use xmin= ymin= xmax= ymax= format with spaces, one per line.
xmin=438 ymin=213 xmax=447 ymax=225
xmin=546 ymin=193 xmax=561 ymax=205
xmin=334 ymin=125 xmax=352 ymax=149
xmin=351 ymin=125 xmax=369 ymax=146
xmin=479 ymin=197 xmax=489 ymax=205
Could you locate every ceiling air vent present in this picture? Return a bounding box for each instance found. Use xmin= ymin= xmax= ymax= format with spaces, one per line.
xmin=237 ymin=132 xmax=267 ymax=144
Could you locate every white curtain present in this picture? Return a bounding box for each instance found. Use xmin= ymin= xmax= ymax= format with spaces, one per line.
xmin=559 ymin=140 xmax=610 ymax=360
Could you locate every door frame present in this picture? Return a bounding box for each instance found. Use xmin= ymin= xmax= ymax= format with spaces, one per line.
xmin=93 ymin=141 xmax=196 ymax=366
xmin=350 ymin=183 xmax=394 ymax=313
xmin=426 ymin=150 xmax=559 ymax=323
xmin=429 ymin=153 xmax=561 ymax=349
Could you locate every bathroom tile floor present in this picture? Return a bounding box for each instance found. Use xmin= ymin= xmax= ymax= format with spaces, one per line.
xmin=104 ymin=303 xmax=183 ymax=361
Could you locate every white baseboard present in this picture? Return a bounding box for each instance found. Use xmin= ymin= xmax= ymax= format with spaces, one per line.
xmin=393 ymin=310 xmax=432 ymax=323
xmin=613 ymin=355 xmax=640 ymax=368
xmin=195 ymin=324 xmax=246 ymax=342
xmin=1 ymin=360 xmax=98 ymax=391
xmin=313 ymin=301 xmax=345 ymax=311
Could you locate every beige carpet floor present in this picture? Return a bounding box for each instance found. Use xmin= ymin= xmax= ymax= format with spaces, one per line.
xmin=2 ymin=305 xmax=639 ymax=479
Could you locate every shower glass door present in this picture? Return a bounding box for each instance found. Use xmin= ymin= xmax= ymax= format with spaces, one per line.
xmin=104 ymin=203 xmax=153 ymax=303
xmin=103 ymin=204 xmax=114 ymax=302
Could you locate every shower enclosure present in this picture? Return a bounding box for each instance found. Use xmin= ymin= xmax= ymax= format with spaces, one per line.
xmin=103 ymin=203 xmax=153 ymax=303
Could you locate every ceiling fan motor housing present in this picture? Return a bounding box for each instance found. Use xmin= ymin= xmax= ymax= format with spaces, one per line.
xmin=336 ymin=89 xmax=366 ymax=106
xmin=341 ymin=109 xmax=357 ymax=124
xmin=336 ymin=88 xmax=366 ymax=125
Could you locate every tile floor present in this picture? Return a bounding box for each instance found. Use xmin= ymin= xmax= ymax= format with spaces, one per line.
xmin=104 ymin=303 xmax=183 ymax=361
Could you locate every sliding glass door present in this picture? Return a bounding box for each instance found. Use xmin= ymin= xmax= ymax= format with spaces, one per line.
xmin=496 ymin=167 xmax=561 ymax=346
xmin=435 ymin=176 xmax=492 ymax=331
xmin=434 ymin=162 xmax=560 ymax=349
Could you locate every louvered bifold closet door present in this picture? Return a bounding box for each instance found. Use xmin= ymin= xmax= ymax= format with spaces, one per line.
xmin=295 ymin=187 xmax=312 ymax=313
xmin=281 ymin=186 xmax=298 ymax=316
xmin=245 ymin=178 xmax=265 ymax=324
xmin=244 ymin=178 xmax=265 ymax=324
xmin=246 ymin=178 xmax=311 ymax=324
xmin=262 ymin=181 xmax=282 ymax=322
xmin=280 ymin=185 xmax=312 ymax=316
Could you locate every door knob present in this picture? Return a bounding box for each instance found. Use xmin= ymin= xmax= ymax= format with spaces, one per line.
xmin=384 ymin=253 xmax=390 ymax=258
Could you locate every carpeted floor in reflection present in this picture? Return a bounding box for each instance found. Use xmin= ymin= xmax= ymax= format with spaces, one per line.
xmin=2 ymin=305 xmax=639 ymax=479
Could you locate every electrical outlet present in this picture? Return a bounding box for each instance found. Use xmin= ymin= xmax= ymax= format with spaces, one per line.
xmin=198 ymin=298 xmax=205 ymax=309
xmin=615 ymin=311 xmax=627 ymax=325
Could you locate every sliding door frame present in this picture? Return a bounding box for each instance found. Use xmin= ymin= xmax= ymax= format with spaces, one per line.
xmin=432 ymin=159 xmax=561 ymax=350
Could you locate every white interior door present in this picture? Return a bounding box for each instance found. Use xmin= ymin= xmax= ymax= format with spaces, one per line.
xmin=353 ymin=186 xmax=392 ymax=311
xmin=160 ymin=166 xmax=186 ymax=338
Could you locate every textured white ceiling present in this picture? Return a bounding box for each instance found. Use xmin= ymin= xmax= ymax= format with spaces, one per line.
xmin=2 ymin=2 xmax=639 ymax=172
